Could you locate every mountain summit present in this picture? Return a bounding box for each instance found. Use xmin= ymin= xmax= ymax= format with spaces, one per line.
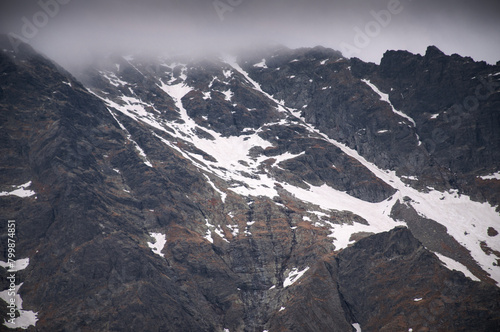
xmin=1 ymin=40 xmax=499 ymax=331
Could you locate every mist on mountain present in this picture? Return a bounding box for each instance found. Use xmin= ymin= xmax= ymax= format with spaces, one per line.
xmin=1 ymin=0 xmax=499 ymax=73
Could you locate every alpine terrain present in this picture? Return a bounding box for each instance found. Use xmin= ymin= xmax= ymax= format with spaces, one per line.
xmin=1 ymin=35 xmax=500 ymax=331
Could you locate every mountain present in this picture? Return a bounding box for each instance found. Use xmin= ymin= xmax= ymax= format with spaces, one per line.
xmin=1 ymin=36 xmax=499 ymax=331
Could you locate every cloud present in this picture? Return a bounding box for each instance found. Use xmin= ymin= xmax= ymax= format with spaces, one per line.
xmin=1 ymin=0 xmax=499 ymax=70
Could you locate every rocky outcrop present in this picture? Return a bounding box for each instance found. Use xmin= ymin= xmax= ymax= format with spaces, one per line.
xmin=353 ymin=46 xmax=500 ymax=202
xmin=243 ymin=45 xmax=500 ymax=206
xmin=337 ymin=227 xmax=500 ymax=331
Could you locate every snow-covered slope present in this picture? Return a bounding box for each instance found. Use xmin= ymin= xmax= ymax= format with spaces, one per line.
xmin=87 ymin=52 xmax=500 ymax=285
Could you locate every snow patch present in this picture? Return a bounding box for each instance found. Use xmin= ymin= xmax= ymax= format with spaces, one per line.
xmin=157 ymin=78 xmax=275 ymax=201
xmin=222 ymin=89 xmax=233 ymax=101
xmin=101 ymin=72 xmax=128 ymax=87
xmin=283 ymin=267 xmax=310 ymax=288
xmin=352 ymin=323 xmax=362 ymax=332
xmin=147 ymin=233 xmax=166 ymax=257
xmin=215 ymin=226 xmax=229 ymax=243
xmin=227 ymin=224 xmax=239 ymax=237
xmin=204 ymin=219 xmax=214 ymax=243
xmin=223 ymin=55 xmax=283 ymax=111
xmin=0 ymin=258 xmax=30 ymax=272
xmin=435 ymin=253 xmax=480 ymax=281
xmin=362 ymin=79 xmax=416 ymax=127
xmin=271 ymin=151 xmax=305 ymax=165
xmin=283 ymin=183 xmax=405 ymax=249
xmin=0 ymin=182 xmax=35 ymax=198
xmin=0 ymin=260 xmax=38 ymax=329
xmin=253 ymin=59 xmax=268 ymax=68
xmin=103 ymin=106 xmax=153 ymax=167
xmin=0 ymin=283 xmax=38 ymax=330
xmin=244 ymin=226 xmax=252 ymax=237
xmin=479 ymin=172 xmax=500 ymax=181
xmin=203 ymin=174 xmax=227 ymax=202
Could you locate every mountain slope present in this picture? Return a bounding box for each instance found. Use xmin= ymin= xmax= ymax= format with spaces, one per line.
xmin=1 ymin=38 xmax=499 ymax=331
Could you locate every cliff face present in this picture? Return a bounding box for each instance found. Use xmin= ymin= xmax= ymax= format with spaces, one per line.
xmin=337 ymin=227 xmax=500 ymax=331
xmin=0 ymin=38 xmax=499 ymax=331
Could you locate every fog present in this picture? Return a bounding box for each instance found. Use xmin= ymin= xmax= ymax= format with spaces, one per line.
xmin=1 ymin=0 xmax=499 ymax=71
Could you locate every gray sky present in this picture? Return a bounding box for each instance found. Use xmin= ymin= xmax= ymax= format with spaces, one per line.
xmin=1 ymin=0 xmax=499 ymax=70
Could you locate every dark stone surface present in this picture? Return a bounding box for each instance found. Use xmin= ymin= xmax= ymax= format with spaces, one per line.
xmin=337 ymin=227 xmax=500 ymax=331
xmin=243 ymin=45 xmax=500 ymax=206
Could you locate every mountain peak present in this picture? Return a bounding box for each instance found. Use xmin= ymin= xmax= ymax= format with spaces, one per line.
xmin=425 ymin=45 xmax=446 ymax=57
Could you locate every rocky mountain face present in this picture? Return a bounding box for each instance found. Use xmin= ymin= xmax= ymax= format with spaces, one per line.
xmin=1 ymin=36 xmax=499 ymax=331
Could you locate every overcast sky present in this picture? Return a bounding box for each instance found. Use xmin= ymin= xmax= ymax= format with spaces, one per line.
xmin=1 ymin=0 xmax=499 ymax=70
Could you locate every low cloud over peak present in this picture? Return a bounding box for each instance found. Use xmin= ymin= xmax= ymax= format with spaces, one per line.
xmin=1 ymin=0 xmax=499 ymax=70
